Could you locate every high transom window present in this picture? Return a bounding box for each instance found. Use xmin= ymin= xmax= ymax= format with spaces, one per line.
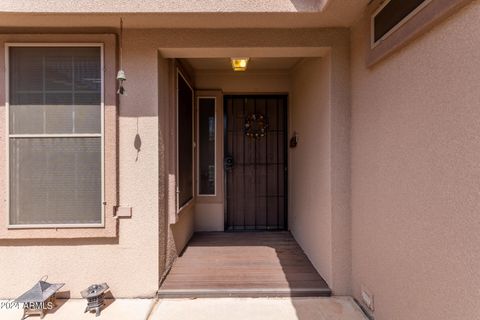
xmin=372 ymin=0 xmax=430 ymax=46
xmin=7 ymin=44 xmax=104 ymax=227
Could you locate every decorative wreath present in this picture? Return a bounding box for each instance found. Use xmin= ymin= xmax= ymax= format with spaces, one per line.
xmin=244 ymin=113 xmax=269 ymax=139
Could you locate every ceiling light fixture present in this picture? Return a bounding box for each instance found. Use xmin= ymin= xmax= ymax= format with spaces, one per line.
xmin=231 ymin=58 xmax=250 ymax=72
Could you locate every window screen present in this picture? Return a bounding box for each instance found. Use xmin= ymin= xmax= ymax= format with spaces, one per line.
xmin=9 ymin=138 xmax=101 ymax=225
xmin=198 ymin=98 xmax=215 ymax=195
xmin=8 ymin=46 xmax=102 ymax=226
xmin=177 ymin=72 xmax=194 ymax=208
xmin=373 ymin=0 xmax=427 ymax=43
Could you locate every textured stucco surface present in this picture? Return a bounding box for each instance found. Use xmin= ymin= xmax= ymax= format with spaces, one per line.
xmin=195 ymin=71 xmax=291 ymax=94
xmin=351 ymin=1 xmax=480 ymax=319
xmin=289 ymin=57 xmax=333 ymax=287
xmin=171 ymin=205 xmax=195 ymax=255
xmin=191 ymin=46 xmax=351 ymax=295
xmin=166 ymin=28 xmax=352 ymax=295
xmin=195 ymin=203 xmax=224 ymax=231
xmin=0 ymin=27 xmax=352 ymax=298
xmin=0 ymin=1 xmax=368 ymax=28
xmin=0 ymin=33 xmax=160 ymax=298
xmin=0 ymin=0 xmax=325 ymax=13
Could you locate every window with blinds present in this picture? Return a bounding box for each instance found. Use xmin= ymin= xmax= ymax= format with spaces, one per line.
xmin=372 ymin=0 xmax=430 ymax=46
xmin=7 ymin=45 xmax=103 ymax=226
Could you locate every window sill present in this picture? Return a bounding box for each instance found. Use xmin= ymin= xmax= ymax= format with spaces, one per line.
xmin=0 ymin=219 xmax=117 ymax=239
xmin=177 ymin=198 xmax=195 ymax=216
xmin=169 ymin=198 xmax=195 ymax=225
xmin=7 ymin=223 xmax=105 ymax=229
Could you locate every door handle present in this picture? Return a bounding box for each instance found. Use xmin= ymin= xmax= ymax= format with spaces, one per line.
xmin=224 ymin=156 xmax=234 ymax=170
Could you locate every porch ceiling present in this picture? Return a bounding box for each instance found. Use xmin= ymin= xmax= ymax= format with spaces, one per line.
xmin=182 ymin=57 xmax=303 ymax=72
xmin=0 ymin=0 xmax=369 ymax=28
xmin=159 ymin=47 xmax=329 ymax=59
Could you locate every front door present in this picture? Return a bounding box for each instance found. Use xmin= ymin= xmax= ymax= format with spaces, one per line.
xmin=224 ymin=95 xmax=287 ymax=231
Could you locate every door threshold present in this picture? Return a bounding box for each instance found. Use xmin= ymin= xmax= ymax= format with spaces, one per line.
xmin=157 ymin=287 xmax=332 ymax=298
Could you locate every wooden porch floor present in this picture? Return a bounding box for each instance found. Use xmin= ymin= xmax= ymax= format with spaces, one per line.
xmin=158 ymin=232 xmax=331 ymax=298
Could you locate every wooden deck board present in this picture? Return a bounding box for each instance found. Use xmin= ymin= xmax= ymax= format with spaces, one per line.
xmin=158 ymin=232 xmax=331 ymax=298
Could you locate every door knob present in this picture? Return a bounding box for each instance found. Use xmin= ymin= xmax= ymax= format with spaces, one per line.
xmin=224 ymin=156 xmax=234 ymax=170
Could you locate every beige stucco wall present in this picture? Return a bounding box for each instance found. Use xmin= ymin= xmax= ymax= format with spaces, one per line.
xmin=351 ymin=1 xmax=480 ymax=319
xmin=0 ymin=1 xmax=368 ymax=29
xmin=170 ymin=206 xmax=195 ymax=255
xmin=195 ymin=203 xmax=224 ymax=231
xmin=195 ymin=71 xmax=291 ymax=94
xmin=153 ymin=27 xmax=352 ymax=296
xmin=0 ymin=0 xmax=326 ymax=13
xmin=289 ymin=57 xmax=333 ymax=287
xmin=0 ymin=27 xmax=352 ymax=299
xmin=0 ymin=33 xmax=161 ymax=299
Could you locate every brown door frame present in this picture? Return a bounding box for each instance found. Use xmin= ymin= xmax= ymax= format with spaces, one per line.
xmin=223 ymin=94 xmax=288 ymax=231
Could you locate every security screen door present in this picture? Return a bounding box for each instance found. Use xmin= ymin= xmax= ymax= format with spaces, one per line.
xmin=224 ymin=95 xmax=287 ymax=231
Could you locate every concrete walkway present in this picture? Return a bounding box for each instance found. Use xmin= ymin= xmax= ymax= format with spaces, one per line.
xmin=150 ymin=297 xmax=368 ymax=320
xmin=0 ymin=296 xmax=367 ymax=320
xmin=0 ymin=299 xmax=153 ymax=320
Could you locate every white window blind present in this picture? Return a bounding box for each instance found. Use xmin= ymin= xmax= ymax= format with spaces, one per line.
xmin=8 ymin=46 xmax=103 ymax=226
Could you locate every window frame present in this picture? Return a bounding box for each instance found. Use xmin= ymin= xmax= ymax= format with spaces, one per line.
xmin=370 ymin=0 xmax=433 ymax=49
xmin=5 ymin=42 xmax=105 ymax=229
xmin=176 ymin=68 xmax=195 ymax=212
xmin=196 ymin=96 xmax=217 ymax=197
xmin=367 ymin=0 xmax=473 ymax=67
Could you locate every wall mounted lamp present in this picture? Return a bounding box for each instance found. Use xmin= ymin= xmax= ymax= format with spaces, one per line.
xmin=117 ymin=18 xmax=127 ymax=95
xmin=117 ymin=70 xmax=126 ymax=95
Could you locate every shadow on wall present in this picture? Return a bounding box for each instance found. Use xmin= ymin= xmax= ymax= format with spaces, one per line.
xmin=134 ymin=117 xmax=142 ymax=162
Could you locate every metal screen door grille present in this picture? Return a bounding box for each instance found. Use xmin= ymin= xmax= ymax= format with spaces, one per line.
xmin=224 ymin=95 xmax=287 ymax=231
